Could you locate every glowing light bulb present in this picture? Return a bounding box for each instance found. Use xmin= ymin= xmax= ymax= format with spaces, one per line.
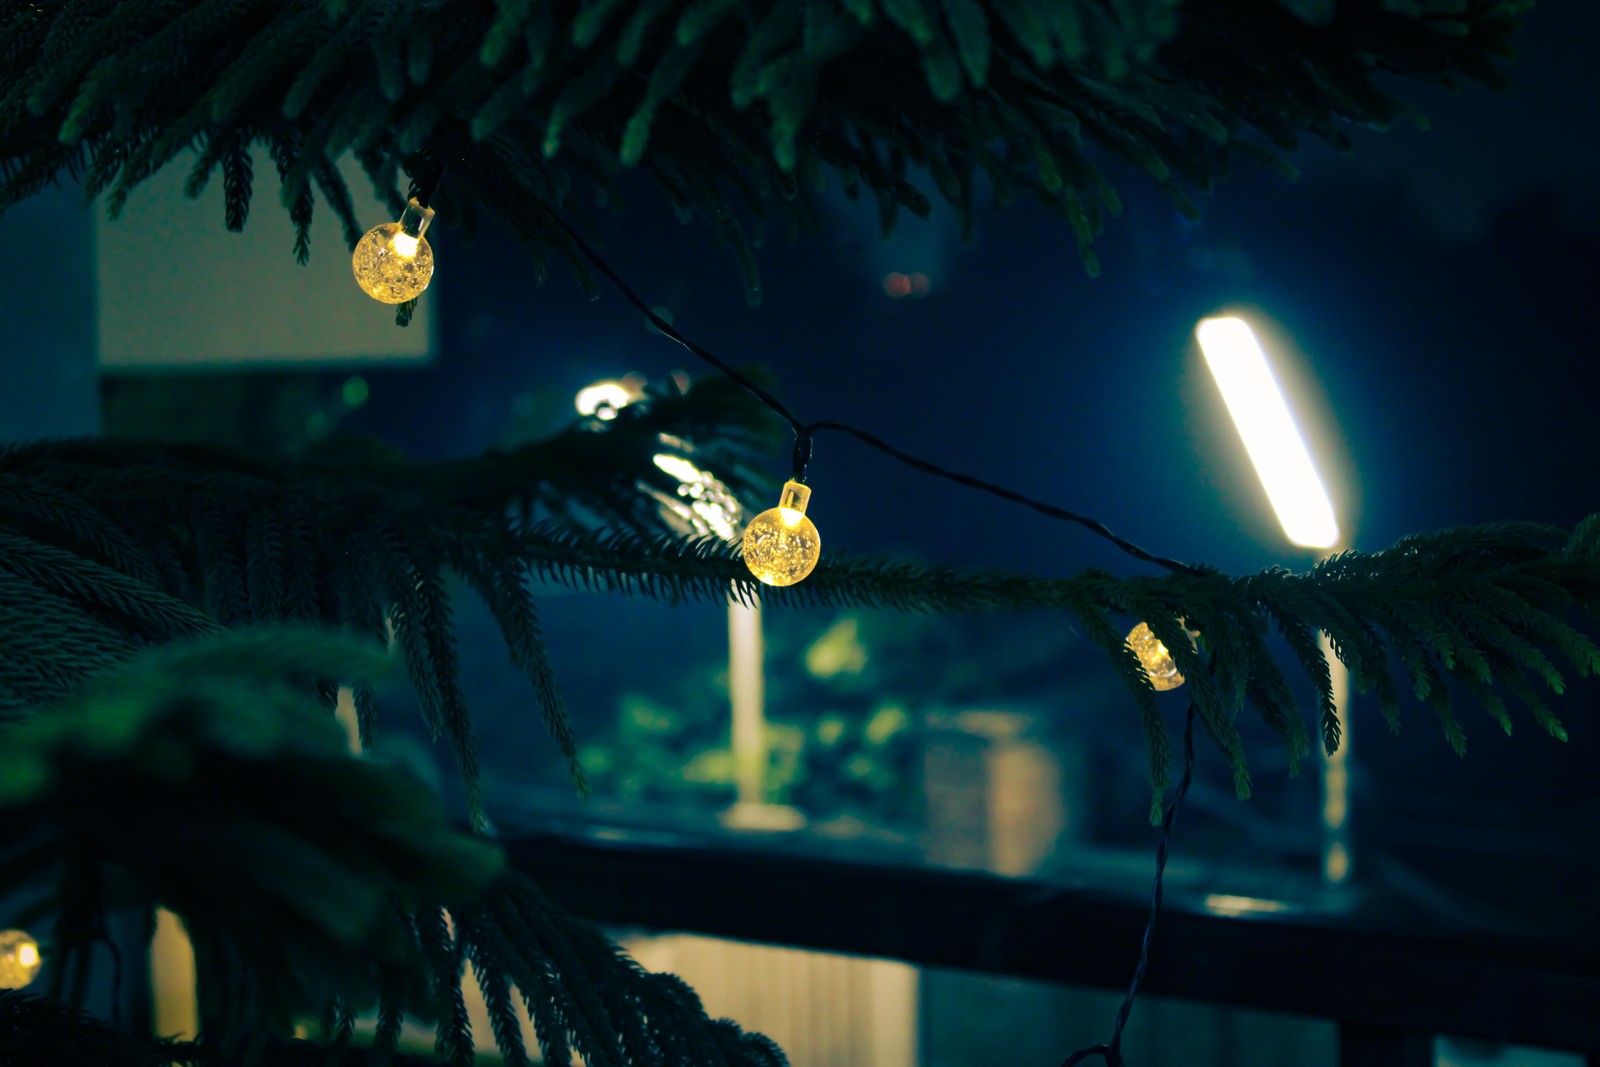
xmin=742 ymin=480 xmax=821 ymax=587
xmin=352 ymin=197 xmax=435 ymax=304
xmin=0 ymin=929 xmax=43 ymax=989
xmin=1127 ymin=622 xmax=1184 ymax=691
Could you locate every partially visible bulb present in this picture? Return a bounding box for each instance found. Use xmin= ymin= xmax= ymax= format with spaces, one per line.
xmin=352 ymin=197 xmax=436 ymax=304
xmin=742 ymin=480 xmax=821 ymax=587
xmin=1127 ymin=621 xmax=1185 ymax=691
xmin=0 ymin=929 xmax=42 ymax=989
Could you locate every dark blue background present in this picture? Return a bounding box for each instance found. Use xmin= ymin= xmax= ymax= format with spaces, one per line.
xmin=337 ymin=6 xmax=1599 ymax=924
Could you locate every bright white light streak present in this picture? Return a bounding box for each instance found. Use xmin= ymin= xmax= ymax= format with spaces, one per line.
xmin=1196 ymin=316 xmax=1340 ymax=549
xmin=575 ymin=380 xmax=633 ymax=420
xmin=652 ymin=453 xmax=739 ymax=541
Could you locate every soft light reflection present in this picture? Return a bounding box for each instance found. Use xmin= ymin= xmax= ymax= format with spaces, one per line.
xmin=883 ymin=271 xmax=932 ymax=298
xmin=729 ymin=593 xmax=766 ymax=808
xmin=1196 ymin=316 xmax=1339 ymax=549
xmin=1202 ymin=894 xmax=1292 ymax=917
xmin=651 ymin=451 xmax=741 ymax=541
xmin=575 ymin=381 xmax=631 ymax=420
xmin=653 ymin=454 xmax=702 ymax=484
xmin=1325 ymin=840 xmax=1351 ymax=884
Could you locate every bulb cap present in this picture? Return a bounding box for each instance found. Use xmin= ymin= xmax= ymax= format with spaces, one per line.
xmin=400 ymin=197 xmax=435 ymax=239
xmin=779 ymin=479 xmax=811 ymax=515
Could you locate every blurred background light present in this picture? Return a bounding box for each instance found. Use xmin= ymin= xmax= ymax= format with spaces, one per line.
xmin=1196 ymin=315 xmax=1340 ymax=550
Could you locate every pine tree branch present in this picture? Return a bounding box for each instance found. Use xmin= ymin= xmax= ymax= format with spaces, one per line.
xmin=0 ymin=375 xmax=778 ymax=797
xmin=4 ymin=429 xmax=1596 ymax=811
xmin=2 ymin=445 xmax=1593 ymax=1066
xmin=506 ymin=517 xmax=1600 ymax=792
xmin=0 ymin=0 xmax=1526 ymax=295
xmin=0 ymin=629 xmax=791 ymax=1064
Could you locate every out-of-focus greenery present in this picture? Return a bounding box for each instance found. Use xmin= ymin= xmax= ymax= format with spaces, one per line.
xmin=580 ymin=607 xmax=1098 ymax=826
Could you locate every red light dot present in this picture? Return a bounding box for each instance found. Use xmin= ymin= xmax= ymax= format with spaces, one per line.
xmin=883 ymin=272 xmax=911 ymax=298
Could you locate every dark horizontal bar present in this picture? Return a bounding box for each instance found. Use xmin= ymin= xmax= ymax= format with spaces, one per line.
xmin=507 ymin=827 xmax=1600 ymax=1056
xmin=1339 ymin=1022 xmax=1433 ymax=1067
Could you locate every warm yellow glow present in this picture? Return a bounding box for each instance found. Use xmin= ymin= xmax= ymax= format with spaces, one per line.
xmin=1127 ymin=622 xmax=1184 ymax=691
xmin=1196 ymin=316 xmax=1339 ymax=549
xmin=729 ymin=594 xmax=766 ymax=808
xmin=1203 ymin=894 xmax=1291 ymax=917
xmin=0 ymin=929 xmax=43 ymax=989
xmin=1325 ymin=840 xmax=1351 ymax=884
xmin=352 ymin=223 xmax=434 ymax=303
xmin=352 ymin=197 xmax=436 ymax=304
xmin=1319 ymin=630 xmax=1352 ymax=886
xmin=150 ymin=908 xmax=198 ymax=1040
xmin=742 ymin=480 xmax=820 ymax=587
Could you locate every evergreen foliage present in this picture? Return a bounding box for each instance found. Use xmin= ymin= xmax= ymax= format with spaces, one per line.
xmin=0 ymin=378 xmax=783 ymax=814
xmin=0 ymin=629 xmax=788 ymax=1065
xmin=0 ymin=3 xmax=1567 ymax=1065
xmin=9 ymin=409 xmax=1597 ymax=1063
xmin=0 ymin=0 xmax=1527 ymax=301
xmin=6 ymin=427 xmax=1596 ymax=823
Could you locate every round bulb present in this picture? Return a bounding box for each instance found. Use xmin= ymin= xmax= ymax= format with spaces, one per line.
xmin=0 ymin=929 xmax=42 ymax=989
xmin=1127 ymin=622 xmax=1185 ymax=691
xmin=352 ymin=198 xmax=435 ymax=304
xmin=742 ymin=480 xmax=821 ymax=587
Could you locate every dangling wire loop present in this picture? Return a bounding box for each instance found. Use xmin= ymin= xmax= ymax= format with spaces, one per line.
xmin=1059 ymin=662 xmax=1206 ymax=1067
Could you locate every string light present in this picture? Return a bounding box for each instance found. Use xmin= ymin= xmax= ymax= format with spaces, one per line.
xmin=352 ymin=197 xmax=436 ymax=304
xmin=538 ymin=204 xmax=1195 ymax=577
xmin=1127 ymin=622 xmax=1185 ymax=691
xmin=0 ymin=929 xmax=42 ymax=989
xmin=528 ymin=197 xmax=1211 ymax=1067
xmin=741 ymin=480 xmax=820 ymax=587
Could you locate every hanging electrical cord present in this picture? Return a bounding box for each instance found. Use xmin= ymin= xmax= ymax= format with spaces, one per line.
xmin=537 ymin=207 xmax=1220 ymax=1063
xmin=534 ymin=202 xmax=1203 ymax=578
xmin=384 ymin=166 xmax=1220 ymax=1065
xmin=1062 ymin=691 xmax=1199 ymax=1066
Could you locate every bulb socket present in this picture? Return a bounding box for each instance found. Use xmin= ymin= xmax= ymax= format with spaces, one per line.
xmin=400 ymin=197 xmax=435 ymax=239
xmin=778 ymin=479 xmax=811 ymax=515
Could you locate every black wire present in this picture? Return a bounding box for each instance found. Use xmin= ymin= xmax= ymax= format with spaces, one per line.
xmin=410 ymin=156 xmax=447 ymax=210
xmin=800 ymin=421 xmax=1199 ymax=575
xmin=1060 ymin=693 xmax=1200 ymax=1067
xmin=536 ymin=204 xmax=1200 ymax=577
xmin=538 ymin=203 xmax=807 ymax=437
xmin=443 ymin=175 xmax=1208 ymax=1067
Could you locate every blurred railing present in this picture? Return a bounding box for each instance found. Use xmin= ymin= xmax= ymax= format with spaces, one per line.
xmin=506 ymin=827 xmax=1600 ymax=1067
